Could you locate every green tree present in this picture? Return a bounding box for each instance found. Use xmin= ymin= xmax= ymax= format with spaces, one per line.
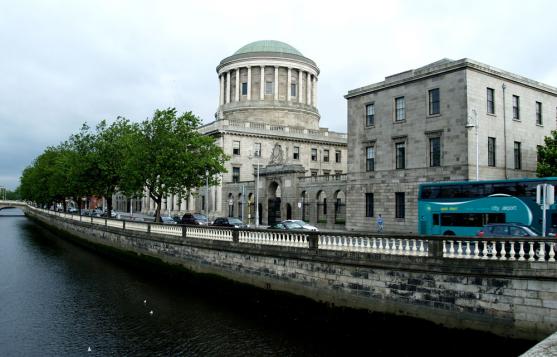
xmin=537 ymin=130 xmax=557 ymax=177
xmin=19 ymin=146 xmax=69 ymax=208
xmin=92 ymin=117 xmax=142 ymax=217
xmin=129 ymin=108 xmax=228 ymax=222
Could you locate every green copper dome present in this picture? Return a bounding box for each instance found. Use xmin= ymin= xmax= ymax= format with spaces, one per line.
xmin=234 ymin=40 xmax=303 ymax=57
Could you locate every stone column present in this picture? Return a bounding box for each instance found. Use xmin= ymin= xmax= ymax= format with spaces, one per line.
xmin=247 ymin=66 xmax=252 ymax=101
xmin=274 ymin=66 xmax=279 ymax=100
xmin=306 ymin=72 xmax=312 ymax=106
xmin=287 ymin=67 xmax=292 ymax=101
xmin=219 ymin=74 xmax=224 ymax=105
xmin=260 ymin=66 xmax=265 ymax=100
xmin=235 ymin=68 xmax=240 ymax=102
xmin=298 ymin=70 xmax=304 ymax=103
xmin=226 ymin=71 xmax=231 ymax=104
xmin=312 ymin=76 xmax=317 ymax=107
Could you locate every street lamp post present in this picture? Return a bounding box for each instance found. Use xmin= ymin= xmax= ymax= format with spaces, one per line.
xmin=466 ymin=109 xmax=479 ymax=181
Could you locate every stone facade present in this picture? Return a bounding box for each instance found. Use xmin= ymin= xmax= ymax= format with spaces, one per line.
xmin=138 ymin=40 xmax=348 ymax=228
xmin=345 ymin=58 xmax=557 ymax=233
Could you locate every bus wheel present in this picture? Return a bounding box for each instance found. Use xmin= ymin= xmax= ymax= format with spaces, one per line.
xmin=443 ymin=231 xmax=455 ymax=236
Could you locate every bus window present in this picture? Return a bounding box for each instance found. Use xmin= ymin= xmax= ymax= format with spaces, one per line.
xmin=440 ymin=185 xmax=462 ymax=198
xmin=433 ymin=214 xmax=439 ymax=225
xmin=440 ymin=213 xmax=483 ymax=227
xmin=486 ymin=213 xmax=505 ymax=224
xmin=421 ymin=186 xmax=439 ymax=199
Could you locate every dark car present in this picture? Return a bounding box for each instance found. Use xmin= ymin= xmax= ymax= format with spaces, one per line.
xmin=180 ymin=213 xmax=209 ymax=225
xmin=212 ymin=217 xmax=247 ymax=228
xmin=477 ymin=223 xmax=539 ymax=237
xmin=267 ymin=221 xmax=306 ymax=230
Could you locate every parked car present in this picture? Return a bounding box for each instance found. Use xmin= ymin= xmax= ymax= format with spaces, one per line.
xmin=267 ymin=221 xmax=306 ymax=230
xmin=67 ymin=207 xmax=78 ymax=214
xmin=159 ymin=216 xmax=177 ymax=225
xmin=281 ymin=219 xmax=319 ymax=231
xmin=180 ymin=213 xmax=209 ymax=225
xmin=477 ymin=223 xmax=539 ymax=237
xmin=212 ymin=217 xmax=247 ymax=228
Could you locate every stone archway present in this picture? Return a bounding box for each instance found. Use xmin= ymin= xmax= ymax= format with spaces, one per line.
xmin=316 ymin=190 xmax=327 ymax=224
xmin=268 ymin=181 xmax=281 ymax=225
xmin=286 ymin=203 xmax=292 ymax=220
xmin=334 ymin=190 xmax=346 ymax=225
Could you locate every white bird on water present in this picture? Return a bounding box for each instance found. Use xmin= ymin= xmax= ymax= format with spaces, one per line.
xmin=143 ymin=299 xmax=147 ymax=305
xmin=149 ymin=310 xmax=154 ymax=316
xmin=88 ymin=347 xmax=92 ymax=352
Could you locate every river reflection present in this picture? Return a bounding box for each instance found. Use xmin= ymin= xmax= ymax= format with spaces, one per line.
xmin=0 ymin=209 xmax=534 ymax=356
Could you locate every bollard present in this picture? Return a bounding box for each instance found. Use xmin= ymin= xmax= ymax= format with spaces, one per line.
xmin=182 ymin=225 xmax=187 ymax=239
xmin=232 ymin=229 xmax=239 ymax=243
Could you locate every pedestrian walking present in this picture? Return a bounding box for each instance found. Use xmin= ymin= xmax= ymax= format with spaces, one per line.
xmin=376 ymin=214 xmax=384 ymax=233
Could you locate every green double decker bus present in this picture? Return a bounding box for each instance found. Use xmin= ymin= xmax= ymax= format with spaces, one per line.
xmin=418 ymin=177 xmax=557 ymax=236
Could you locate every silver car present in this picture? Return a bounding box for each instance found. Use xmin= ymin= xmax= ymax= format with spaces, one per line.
xmin=281 ymin=220 xmax=319 ymax=231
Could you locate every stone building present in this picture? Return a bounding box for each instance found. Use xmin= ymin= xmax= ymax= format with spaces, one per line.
xmin=139 ymin=40 xmax=348 ymax=228
xmin=345 ymin=58 xmax=557 ymax=233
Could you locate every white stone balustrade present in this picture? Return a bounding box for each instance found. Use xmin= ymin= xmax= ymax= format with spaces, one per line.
xmin=26 ymin=206 xmax=557 ymax=263
xmin=151 ymin=224 xmax=182 ymax=236
xmin=239 ymin=230 xmax=309 ymax=248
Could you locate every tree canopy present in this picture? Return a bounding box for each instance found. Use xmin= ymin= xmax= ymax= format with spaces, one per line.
xmin=128 ymin=108 xmax=228 ymax=221
xmin=18 ymin=107 xmax=228 ymax=221
xmin=537 ymin=130 xmax=557 ymax=177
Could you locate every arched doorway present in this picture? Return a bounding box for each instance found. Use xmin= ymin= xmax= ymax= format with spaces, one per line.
xmin=334 ymin=190 xmax=346 ymax=225
xmin=268 ymin=182 xmax=281 ymax=225
xmin=227 ymin=193 xmax=234 ymax=217
xmin=300 ymin=191 xmax=309 ymax=222
xmin=238 ymin=193 xmax=243 ymax=221
xmin=286 ymin=203 xmax=292 ymax=220
xmin=316 ymin=190 xmax=327 ymax=224
xmin=247 ymin=193 xmax=254 ymax=225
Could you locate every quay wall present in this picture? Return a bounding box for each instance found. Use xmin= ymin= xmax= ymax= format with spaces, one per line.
xmin=25 ymin=207 xmax=557 ymax=341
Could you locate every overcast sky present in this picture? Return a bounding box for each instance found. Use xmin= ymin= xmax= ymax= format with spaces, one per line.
xmin=1 ymin=0 xmax=556 ymax=190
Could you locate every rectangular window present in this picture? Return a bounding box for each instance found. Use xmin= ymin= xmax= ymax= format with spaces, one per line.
xmin=365 ymin=193 xmax=374 ymax=217
xmin=488 ymin=137 xmax=496 ymax=167
xmin=366 ymin=103 xmax=375 ymax=126
xmin=428 ymin=88 xmax=440 ymax=115
xmin=366 ymin=146 xmax=375 ymax=171
xmin=537 ymin=145 xmax=543 ymax=162
xmin=323 ymin=149 xmax=329 ymax=162
xmin=293 ymin=146 xmax=300 ymax=160
xmin=536 ymin=101 xmax=543 ymax=125
xmin=395 ymin=192 xmax=405 ymax=218
xmin=514 ymin=141 xmax=522 ymax=170
xmin=232 ymin=167 xmax=240 ymax=183
xmin=233 ymin=141 xmax=240 ymax=155
xmin=202 ymin=195 xmax=205 ymax=211
xmin=254 ymin=143 xmax=261 ymax=157
xmin=429 ymin=137 xmax=441 ymax=167
xmin=323 ymin=170 xmax=330 ymax=176
xmin=512 ymin=95 xmax=520 ymax=119
xmin=335 ymin=150 xmax=341 ymax=163
xmin=241 ymin=82 xmax=248 ymax=96
xmin=311 ymin=170 xmax=318 ymax=176
xmin=396 ymin=142 xmax=406 ymax=169
xmin=395 ymin=97 xmax=405 ymax=121
xmin=311 ymin=148 xmax=317 ymax=161
xmin=265 ymin=81 xmax=273 ymax=95
xmin=291 ymin=83 xmax=297 ymax=97
xmin=487 ymin=88 xmax=495 ymax=114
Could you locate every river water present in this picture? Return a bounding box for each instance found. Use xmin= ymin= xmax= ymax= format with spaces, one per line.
xmin=0 ymin=209 xmax=535 ymax=356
